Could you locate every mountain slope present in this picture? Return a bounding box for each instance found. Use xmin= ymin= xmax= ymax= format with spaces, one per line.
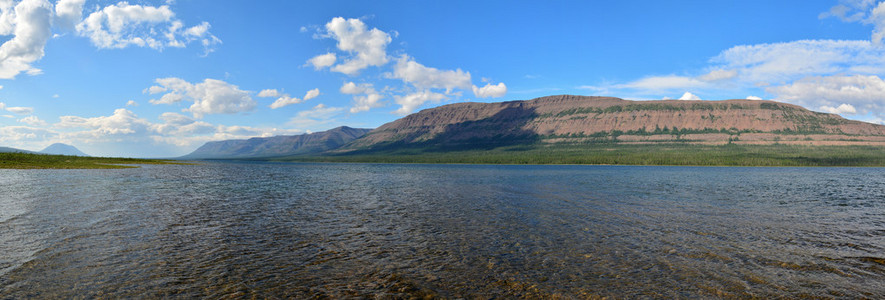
xmin=181 ymin=126 xmax=372 ymax=159
xmin=0 ymin=146 xmax=34 ymax=154
xmin=344 ymin=95 xmax=885 ymax=151
xmin=40 ymin=143 xmax=90 ymax=156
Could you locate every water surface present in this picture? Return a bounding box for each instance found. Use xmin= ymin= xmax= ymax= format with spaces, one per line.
xmin=1 ymin=162 xmax=884 ymax=298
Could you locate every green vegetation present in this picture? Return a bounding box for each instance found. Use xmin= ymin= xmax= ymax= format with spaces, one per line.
xmin=272 ymin=144 xmax=885 ymax=167
xmin=0 ymin=152 xmax=180 ymax=169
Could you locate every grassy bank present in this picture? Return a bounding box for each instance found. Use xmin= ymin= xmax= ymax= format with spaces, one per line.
xmin=272 ymin=143 xmax=885 ymax=167
xmin=0 ymin=152 xmax=180 ymax=169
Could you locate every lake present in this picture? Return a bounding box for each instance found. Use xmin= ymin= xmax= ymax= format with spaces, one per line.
xmin=1 ymin=162 xmax=884 ymax=298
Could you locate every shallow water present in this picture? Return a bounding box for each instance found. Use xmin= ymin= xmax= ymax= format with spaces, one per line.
xmin=1 ymin=162 xmax=884 ymax=298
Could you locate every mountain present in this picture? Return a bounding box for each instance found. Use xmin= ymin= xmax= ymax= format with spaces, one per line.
xmin=181 ymin=126 xmax=372 ymax=159
xmin=40 ymin=143 xmax=90 ymax=156
xmin=343 ymin=95 xmax=885 ymax=151
xmin=0 ymin=146 xmax=34 ymax=154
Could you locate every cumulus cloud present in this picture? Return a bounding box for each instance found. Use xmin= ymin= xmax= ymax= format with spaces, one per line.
xmin=677 ymin=92 xmax=701 ymax=100
xmin=746 ymin=96 xmax=763 ymax=100
xmin=390 ymin=55 xmax=472 ymax=91
xmin=0 ymin=0 xmax=53 ymax=79
xmin=303 ymin=88 xmax=320 ymax=101
xmin=257 ymin=89 xmax=280 ymax=98
xmin=393 ymin=90 xmax=446 ymax=115
xmin=819 ymin=103 xmax=858 ymax=115
xmin=146 ymin=77 xmax=256 ymax=118
xmin=269 ymin=95 xmax=302 ymax=109
xmin=6 ymin=106 xmax=33 ymax=114
xmin=126 ymin=100 xmax=137 ymax=106
xmin=57 ymin=108 xmax=151 ymax=136
xmin=76 ymin=2 xmax=220 ymax=53
xmin=472 ymin=82 xmax=507 ymax=98
xmin=43 ymin=108 xmax=303 ymax=156
xmin=264 ymin=88 xmax=319 ymax=109
xmin=0 ymin=125 xmax=56 ymax=143
xmin=18 ymin=115 xmax=45 ymax=126
xmin=310 ymin=17 xmax=391 ymax=75
xmin=766 ymin=75 xmax=885 ymax=117
xmin=307 ymin=52 xmax=336 ymax=70
xmin=54 ymin=0 xmax=84 ymax=30
xmin=340 ymin=81 xmax=383 ymax=113
xmin=307 ymin=17 xmax=505 ymax=114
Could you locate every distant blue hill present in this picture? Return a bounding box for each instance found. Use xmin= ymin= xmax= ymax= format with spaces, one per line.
xmin=39 ymin=143 xmax=90 ymax=156
xmin=180 ymin=126 xmax=372 ymax=159
xmin=0 ymin=146 xmax=34 ymax=154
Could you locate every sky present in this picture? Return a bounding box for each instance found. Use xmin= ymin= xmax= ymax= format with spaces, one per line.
xmin=1 ymin=0 xmax=885 ymax=157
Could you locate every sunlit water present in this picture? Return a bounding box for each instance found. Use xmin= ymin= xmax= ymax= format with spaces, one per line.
xmin=1 ymin=162 xmax=884 ymax=298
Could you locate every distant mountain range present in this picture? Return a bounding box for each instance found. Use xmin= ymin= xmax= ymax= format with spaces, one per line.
xmin=40 ymin=143 xmax=90 ymax=156
xmin=180 ymin=126 xmax=371 ymax=159
xmin=0 ymin=146 xmax=34 ymax=154
xmin=181 ymin=95 xmax=885 ymax=159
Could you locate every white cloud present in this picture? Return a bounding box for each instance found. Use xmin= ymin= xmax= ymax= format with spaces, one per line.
xmin=57 ymin=108 xmax=151 ymax=136
xmin=303 ymin=88 xmax=320 ymax=101
xmin=18 ymin=115 xmax=45 ymax=125
xmin=618 ymin=75 xmax=707 ymax=91
xmin=308 ymin=17 xmax=505 ymax=114
xmin=393 ymin=90 xmax=446 ymax=115
xmin=54 ymin=0 xmax=84 ymax=30
xmin=126 ymin=100 xmax=137 ymax=106
xmin=269 ymin=95 xmax=301 ymax=109
xmin=307 ymin=52 xmax=336 ymax=70
xmin=472 ymin=82 xmax=507 ymax=98
xmin=0 ymin=102 xmax=4 ymax=110
xmin=288 ymin=103 xmax=345 ymax=129
xmin=746 ymin=96 xmax=763 ymax=100
xmin=678 ymin=92 xmax=701 ymax=100
xmin=147 ymin=77 xmax=256 ymax=118
xmin=340 ymin=81 xmax=383 ymax=113
xmin=6 ymin=106 xmax=33 ymax=114
xmin=711 ymin=39 xmax=885 ymax=83
xmin=698 ymin=69 xmax=737 ymax=81
xmin=390 ymin=55 xmax=472 ymax=91
xmin=257 ymin=89 xmax=280 ymax=98
xmin=767 ymin=75 xmax=885 ymax=117
xmin=265 ymin=88 xmax=319 ymax=109
xmin=313 ymin=17 xmax=392 ymax=75
xmin=819 ymin=103 xmax=858 ymax=115
xmin=42 ymin=108 xmax=305 ymax=156
xmin=820 ymin=1 xmax=885 ymax=44
xmin=0 ymin=0 xmax=53 ymax=79
xmin=75 ymin=2 xmax=219 ymax=53
xmin=0 ymin=125 xmax=56 ymax=143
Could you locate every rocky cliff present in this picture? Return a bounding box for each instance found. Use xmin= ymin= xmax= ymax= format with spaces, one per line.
xmin=345 ymin=95 xmax=885 ymax=150
xmin=182 ymin=126 xmax=372 ymax=159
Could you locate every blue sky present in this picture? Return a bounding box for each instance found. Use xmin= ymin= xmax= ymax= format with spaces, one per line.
xmin=1 ymin=0 xmax=885 ymax=157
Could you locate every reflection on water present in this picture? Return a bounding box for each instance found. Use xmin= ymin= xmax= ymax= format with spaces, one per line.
xmin=1 ymin=162 xmax=884 ymax=298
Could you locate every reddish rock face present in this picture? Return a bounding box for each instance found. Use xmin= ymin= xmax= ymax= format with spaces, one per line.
xmin=347 ymin=95 xmax=885 ymax=149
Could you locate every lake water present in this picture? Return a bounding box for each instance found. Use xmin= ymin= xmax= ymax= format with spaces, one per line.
xmin=1 ymin=162 xmax=884 ymax=298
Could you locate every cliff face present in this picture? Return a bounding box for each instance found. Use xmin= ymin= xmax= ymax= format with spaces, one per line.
xmin=347 ymin=95 xmax=885 ymax=149
xmin=182 ymin=126 xmax=372 ymax=159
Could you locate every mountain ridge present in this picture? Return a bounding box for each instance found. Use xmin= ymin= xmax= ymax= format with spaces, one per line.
xmin=342 ymin=95 xmax=885 ymax=151
xmin=181 ymin=126 xmax=371 ymax=159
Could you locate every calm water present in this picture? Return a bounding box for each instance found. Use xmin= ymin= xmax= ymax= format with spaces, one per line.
xmin=1 ymin=162 xmax=884 ymax=298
